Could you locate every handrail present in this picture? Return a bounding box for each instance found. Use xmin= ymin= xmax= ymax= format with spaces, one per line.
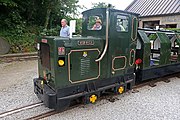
xmin=95 ymin=8 xmax=109 ymax=62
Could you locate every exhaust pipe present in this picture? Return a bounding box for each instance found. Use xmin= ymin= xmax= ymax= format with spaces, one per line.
xmin=95 ymin=8 xmax=109 ymax=62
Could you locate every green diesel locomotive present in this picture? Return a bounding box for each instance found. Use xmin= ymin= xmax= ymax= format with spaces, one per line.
xmin=33 ymin=8 xmax=180 ymax=110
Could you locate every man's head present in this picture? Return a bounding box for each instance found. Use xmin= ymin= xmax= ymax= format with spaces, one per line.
xmin=61 ymin=19 xmax=68 ymax=27
xmin=96 ymin=19 xmax=102 ymax=25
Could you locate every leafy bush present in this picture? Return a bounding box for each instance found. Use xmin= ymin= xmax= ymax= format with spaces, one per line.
xmin=0 ymin=26 xmax=37 ymax=53
xmin=40 ymin=26 xmax=61 ymax=36
xmin=0 ymin=0 xmax=81 ymax=54
xmin=148 ymin=34 xmax=157 ymax=40
xmin=165 ymin=28 xmax=180 ymax=32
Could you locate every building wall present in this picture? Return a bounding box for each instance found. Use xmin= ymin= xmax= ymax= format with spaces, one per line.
xmin=139 ymin=14 xmax=180 ymax=28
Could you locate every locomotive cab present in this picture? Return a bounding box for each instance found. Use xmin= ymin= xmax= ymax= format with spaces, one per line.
xmin=82 ymin=8 xmax=139 ymax=78
xmin=82 ymin=8 xmax=106 ymax=37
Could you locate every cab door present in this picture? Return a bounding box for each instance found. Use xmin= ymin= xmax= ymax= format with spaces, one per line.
xmin=108 ymin=11 xmax=136 ymax=77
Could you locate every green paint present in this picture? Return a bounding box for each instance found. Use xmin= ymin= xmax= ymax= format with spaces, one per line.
xmin=37 ymin=8 xmax=138 ymax=89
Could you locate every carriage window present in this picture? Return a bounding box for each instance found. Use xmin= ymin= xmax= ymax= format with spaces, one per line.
xmin=116 ymin=15 xmax=128 ymax=32
xmin=87 ymin=15 xmax=102 ymax=30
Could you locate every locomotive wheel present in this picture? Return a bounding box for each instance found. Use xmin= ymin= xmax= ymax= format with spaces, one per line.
xmin=118 ymin=86 xmax=124 ymax=94
xmin=89 ymin=94 xmax=97 ymax=103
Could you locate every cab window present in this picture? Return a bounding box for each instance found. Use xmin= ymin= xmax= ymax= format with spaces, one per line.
xmin=116 ymin=15 xmax=128 ymax=32
xmin=87 ymin=15 xmax=102 ymax=31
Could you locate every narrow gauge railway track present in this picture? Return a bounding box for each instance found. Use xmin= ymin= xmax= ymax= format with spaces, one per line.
xmin=26 ymin=103 xmax=84 ymax=120
xmin=133 ymin=72 xmax=180 ymax=90
xmin=0 ymin=52 xmax=38 ymax=63
xmin=26 ymin=73 xmax=180 ymax=120
xmin=0 ymin=102 xmax=43 ymax=118
xmin=0 ymin=73 xmax=178 ymax=119
xmin=26 ymin=110 xmax=57 ymax=120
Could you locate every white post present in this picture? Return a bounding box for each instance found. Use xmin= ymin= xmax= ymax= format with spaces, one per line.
xmin=70 ymin=20 xmax=76 ymax=38
xmin=156 ymin=26 xmax=159 ymax=30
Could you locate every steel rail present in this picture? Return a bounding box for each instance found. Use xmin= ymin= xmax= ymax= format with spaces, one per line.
xmin=0 ymin=102 xmax=43 ymax=118
xmin=0 ymin=52 xmax=37 ymax=58
xmin=0 ymin=52 xmax=38 ymax=63
xmin=26 ymin=110 xmax=57 ymax=120
xmin=26 ymin=103 xmax=84 ymax=120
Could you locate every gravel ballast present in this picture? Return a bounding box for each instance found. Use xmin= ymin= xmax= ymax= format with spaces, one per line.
xmin=44 ymin=77 xmax=180 ymax=120
xmin=0 ymin=61 xmax=41 ymax=113
xmin=0 ymin=60 xmax=180 ymax=120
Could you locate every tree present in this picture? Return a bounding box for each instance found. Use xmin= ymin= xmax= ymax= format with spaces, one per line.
xmin=0 ymin=0 xmax=80 ymax=29
xmin=43 ymin=0 xmax=80 ymax=29
xmin=0 ymin=0 xmax=81 ymax=53
xmin=91 ymin=2 xmax=115 ymax=9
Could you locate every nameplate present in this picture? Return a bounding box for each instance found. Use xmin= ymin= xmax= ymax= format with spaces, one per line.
xmin=78 ymin=40 xmax=94 ymax=46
